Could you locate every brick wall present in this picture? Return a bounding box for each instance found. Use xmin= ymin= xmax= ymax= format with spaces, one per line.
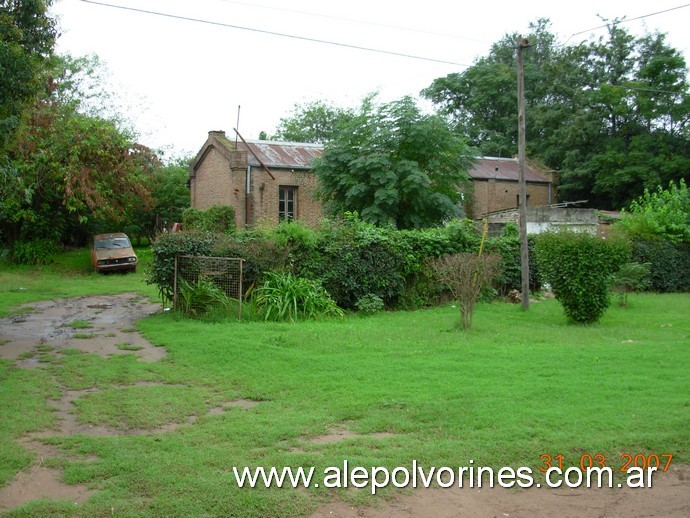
xmin=250 ymin=168 xmax=322 ymax=227
xmin=190 ymin=146 xmax=248 ymax=228
xmin=470 ymin=179 xmax=554 ymax=218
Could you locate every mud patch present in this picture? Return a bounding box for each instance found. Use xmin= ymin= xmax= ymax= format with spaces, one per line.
xmin=0 ymin=293 xmax=165 ymax=363
xmin=0 ymin=465 xmax=94 ymax=512
xmin=309 ymin=465 xmax=690 ymax=517
xmin=308 ymin=425 xmax=395 ymax=445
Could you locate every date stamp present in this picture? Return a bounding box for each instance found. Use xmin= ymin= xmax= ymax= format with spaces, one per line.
xmin=539 ymin=453 xmax=673 ymax=473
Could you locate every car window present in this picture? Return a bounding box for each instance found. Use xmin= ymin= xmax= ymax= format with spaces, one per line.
xmin=95 ymin=237 xmax=132 ymax=250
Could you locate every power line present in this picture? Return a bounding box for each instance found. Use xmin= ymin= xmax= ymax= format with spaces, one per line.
xmin=217 ymin=0 xmax=491 ymax=45
xmin=80 ymin=0 xmax=471 ymax=67
xmin=567 ymin=3 xmax=690 ymax=40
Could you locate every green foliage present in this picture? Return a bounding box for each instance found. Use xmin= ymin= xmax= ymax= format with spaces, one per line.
xmin=617 ymin=180 xmax=690 ymax=244
xmin=611 ymin=262 xmax=651 ymax=306
xmin=297 ymin=215 xmax=406 ymax=309
xmin=177 ymin=276 xmax=232 ymax=318
xmin=11 ymin=238 xmax=60 ymax=265
xmin=314 ymin=95 xmax=475 ymax=229
xmin=423 ymin=20 xmax=690 ymax=209
xmin=354 ymin=293 xmax=385 ymax=315
xmin=213 ymin=233 xmax=290 ymax=295
xmin=535 ymin=231 xmax=631 ymax=324
xmin=631 ymin=239 xmax=690 ymax=292
xmin=0 ymin=0 xmax=57 ymax=148
xmin=148 ymin=231 xmax=217 ymax=302
xmin=252 ymin=271 xmax=343 ymax=322
xmin=271 ymin=99 xmax=355 ymax=143
xmin=484 ymin=226 xmax=540 ymax=294
xmin=182 ymin=205 xmax=235 ymax=234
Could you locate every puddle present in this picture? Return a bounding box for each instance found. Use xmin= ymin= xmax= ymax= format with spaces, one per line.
xmin=0 ymin=294 xmax=165 ymax=363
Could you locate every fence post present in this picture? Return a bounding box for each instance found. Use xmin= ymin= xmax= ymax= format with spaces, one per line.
xmin=173 ymin=255 xmax=178 ymax=310
xmin=238 ymin=259 xmax=244 ymax=321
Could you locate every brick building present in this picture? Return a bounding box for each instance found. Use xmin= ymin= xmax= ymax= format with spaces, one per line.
xmin=188 ymin=130 xmax=557 ymax=228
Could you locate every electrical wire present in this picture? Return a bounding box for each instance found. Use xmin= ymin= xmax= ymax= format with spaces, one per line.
xmin=565 ymin=3 xmax=690 ymax=42
xmin=216 ymin=0 xmax=491 ymax=44
xmin=80 ymin=0 xmax=471 ymax=67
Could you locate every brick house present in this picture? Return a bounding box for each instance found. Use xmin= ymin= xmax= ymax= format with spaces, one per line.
xmin=188 ymin=130 xmax=557 ymax=228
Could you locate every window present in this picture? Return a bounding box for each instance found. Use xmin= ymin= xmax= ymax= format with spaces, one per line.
xmin=279 ymin=186 xmax=297 ymax=221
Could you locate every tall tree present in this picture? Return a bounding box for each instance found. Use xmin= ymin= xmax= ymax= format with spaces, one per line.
xmin=271 ymin=99 xmax=355 ymax=143
xmin=422 ymin=20 xmax=690 ymax=209
xmin=313 ymin=96 xmax=475 ymax=229
xmin=0 ymin=0 xmax=57 ymax=149
xmin=1 ymin=55 xmax=160 ymax=248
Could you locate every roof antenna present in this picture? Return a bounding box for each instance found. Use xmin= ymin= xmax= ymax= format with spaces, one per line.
xmin=235 ymin=105 xmax=241 ymax=146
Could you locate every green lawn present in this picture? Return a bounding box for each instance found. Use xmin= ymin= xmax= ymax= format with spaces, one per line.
xmin=0 ymin=253 xmax=688 ymax=516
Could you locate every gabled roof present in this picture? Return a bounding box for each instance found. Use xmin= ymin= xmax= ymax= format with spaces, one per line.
xmin=238 ymin=140 xmax=323 ymax=170
xmin=192 ymin=131 xmax=554 ymax=183
xmin=469 ymin=157 xmax=552 ymax=183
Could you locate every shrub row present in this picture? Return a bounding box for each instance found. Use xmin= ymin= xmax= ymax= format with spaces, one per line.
xmin=631 ymin=239 xmax=690 ymax=292
xmin=149 ymin=216 xmax=541 ymax=310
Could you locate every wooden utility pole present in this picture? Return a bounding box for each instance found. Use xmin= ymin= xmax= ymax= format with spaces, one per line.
xmin=517 ymin=37 xmax=530 ymax=310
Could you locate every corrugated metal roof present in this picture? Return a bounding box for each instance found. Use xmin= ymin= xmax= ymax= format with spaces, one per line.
xmin=238 ymin=140 xmax=323 ymax=169
xmin=469 ymin=157 xmax=551 ymax=183
xmin=230 ymin=136 xmax=552 ymax=184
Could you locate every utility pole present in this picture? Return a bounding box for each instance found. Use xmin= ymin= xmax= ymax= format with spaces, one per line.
xmin=517 ymin=36 xmax=530 ymax=310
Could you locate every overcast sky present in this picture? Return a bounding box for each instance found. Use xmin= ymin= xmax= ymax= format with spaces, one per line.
xmin=50 ymin=0 xmax=690 ymax=160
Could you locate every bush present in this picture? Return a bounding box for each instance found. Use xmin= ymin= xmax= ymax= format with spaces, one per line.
xmin=631 ymin=239 xmax=690 ymax=292
xmin=213 ymin=234 xmax=291 ymax=294
xmin=611 ymin=262 xmax=651 ymax=307
xmin=252 ymin=271 xmax=344 ymax=322
xmin=12 ymin=239 xmax=61 ymax=265
xmin=355 ymin=293 xmax=385 ymax=314
xmin=616 ymin=180 xmax=689 ymax=244
xmin=148 ymin=231 xmax=218 ymax=302
xmin=428 ymin=252 xmax=502 ymax=330
xmin=535 ymin=231 xmax=630 ymax=324
xmin=484 ymin=225 xmax=540 ymax=294
xmin=182 ymin=205 xmax=235 ymax=234
xmin=177 ymin=276 xmax=233 ymax=318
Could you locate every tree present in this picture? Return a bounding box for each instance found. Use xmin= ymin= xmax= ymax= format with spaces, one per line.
xmin=428 ymin=252 xmax=502 ymax=330
xmin=1 ymin=55 xmax=160 ymax=250
xmin=0 ymin=0 xmax=57 ymax=149
xmin=616 ymin=179 xmax=690 ymax=244
xmin=422 ymin=20 xmax=690 ymax=210
xmin=271 ymin=99 xmax=355 ymax=143
xmin=313 ymin=96 xmax=475 ymax=229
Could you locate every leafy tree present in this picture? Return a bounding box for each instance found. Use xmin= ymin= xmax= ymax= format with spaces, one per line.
xmin=1 ymin=55 xmax=160 ymax=250
xmin=271 ymin=99 xmax=355 ymax=143
xmin=313 ymin=96 xmax=475 ymax=229
xmin=423 ymin=20 xmax=690 ymax=209
xmin=616 ymin=180 xmax=690 ymax=244
xmin=0 ymin=0 xmax=57 ymax=149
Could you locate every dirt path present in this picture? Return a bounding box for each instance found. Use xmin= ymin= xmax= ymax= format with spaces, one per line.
xmin=309 ymin=465 xmax=690 ymax=517
xmin=0 ymin=293 xmax=164 ymax=512
xmin=0 ymin=293 xmax=165 ymax=364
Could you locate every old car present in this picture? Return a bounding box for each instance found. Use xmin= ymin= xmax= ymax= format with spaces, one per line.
xmin=90 ymin=233 xmax=138 ymax=272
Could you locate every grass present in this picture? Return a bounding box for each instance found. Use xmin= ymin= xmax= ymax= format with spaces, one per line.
xmin=115 ymin=343 xmax=144 ymax=351
xmin=0 ymin=246 xmax=158 ymax=317
xmin=0 ymin=253 xmax=688 ymax=516
xmin=68 ymin=320 xmax=92 ymax=329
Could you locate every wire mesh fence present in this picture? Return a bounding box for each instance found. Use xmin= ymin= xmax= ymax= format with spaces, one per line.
xmin=174 ymin=255 xmax=244 ymax=319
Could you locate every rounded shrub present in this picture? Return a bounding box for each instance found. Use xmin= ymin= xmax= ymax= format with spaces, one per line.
xmin=535 ymin=231 xmax=630 ymax=324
